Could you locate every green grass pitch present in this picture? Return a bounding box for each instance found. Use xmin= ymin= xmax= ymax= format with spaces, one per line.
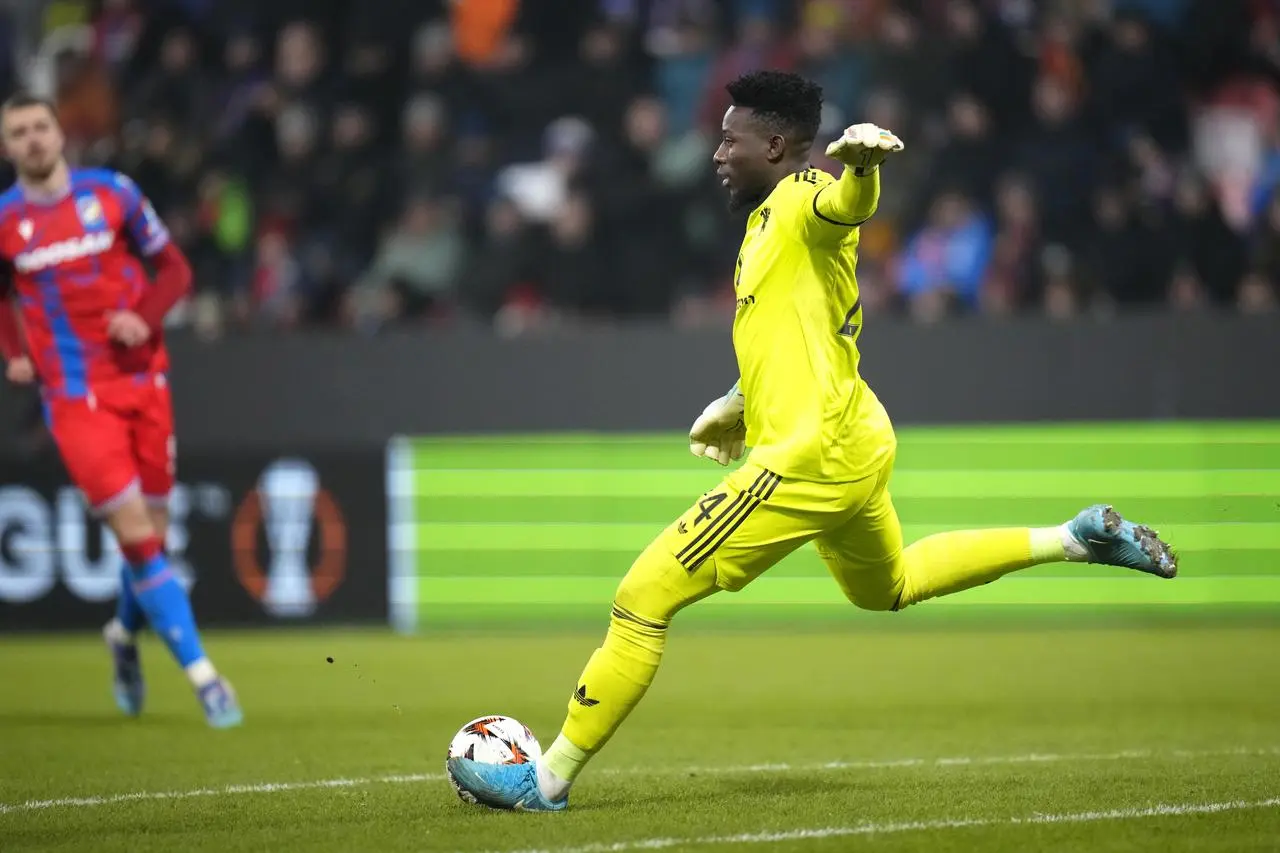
xmin=3 ymin=422 xmax=1280 ymax=852
xmin=390 ymin=420 xmax=1280 ymax=627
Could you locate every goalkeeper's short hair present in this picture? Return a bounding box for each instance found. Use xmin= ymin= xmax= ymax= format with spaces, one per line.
xmin=726 ymin=71 xmax=824 ymax=149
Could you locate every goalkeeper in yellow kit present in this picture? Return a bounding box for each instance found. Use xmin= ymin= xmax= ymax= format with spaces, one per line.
xmin=447 ymin=71 xmax=1178 ymax=811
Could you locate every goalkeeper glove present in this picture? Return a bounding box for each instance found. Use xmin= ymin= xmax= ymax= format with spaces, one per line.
xmin=825 ymin=123 xmax=904 ymax=176
xmin=689 ymin=384 xmax=746 ymax=466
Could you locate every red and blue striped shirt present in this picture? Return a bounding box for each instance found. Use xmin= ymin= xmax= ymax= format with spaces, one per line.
xmin=0 ymin=168 xmax=176 ymax=397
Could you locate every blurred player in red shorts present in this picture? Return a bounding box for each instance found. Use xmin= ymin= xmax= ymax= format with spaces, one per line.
xmin=0 ymin=93 xmax=241 ymax=727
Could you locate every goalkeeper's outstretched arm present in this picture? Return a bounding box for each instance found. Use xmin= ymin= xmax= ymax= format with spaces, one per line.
xmin=815 ymin=123 xmax=903 ymax=227
xmin=814 ymin=168 xmax=880 ymax=228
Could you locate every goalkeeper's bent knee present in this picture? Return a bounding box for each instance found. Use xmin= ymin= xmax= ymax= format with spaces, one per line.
xmin=613 ymin=536 xmax=718 ymax=625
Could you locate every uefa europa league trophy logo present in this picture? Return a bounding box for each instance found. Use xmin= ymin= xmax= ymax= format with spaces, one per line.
xmin=258 ymin=458 xmax=320 ymax=617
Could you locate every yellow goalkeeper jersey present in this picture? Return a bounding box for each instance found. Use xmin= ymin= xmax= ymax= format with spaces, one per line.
xmin=733 ymin=167 xmax=896 ymax=483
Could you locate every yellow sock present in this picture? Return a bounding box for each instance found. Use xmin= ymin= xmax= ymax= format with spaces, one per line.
xmin=543 ymin=603 xmax=667 ymax=785
xmin=898 ymin=527 xmax=1062 ymax=608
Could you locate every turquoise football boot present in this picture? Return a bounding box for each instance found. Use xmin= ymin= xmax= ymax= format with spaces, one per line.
xmin=446 ymin=758 xmax=568 ymax=811
xmin=1066 ymin=504 xmax=1177 ymax=578
xmin=103 ymin=622 xmax=145 ymax=717
xmin=198 ymin=677 xmax=244 ymax=729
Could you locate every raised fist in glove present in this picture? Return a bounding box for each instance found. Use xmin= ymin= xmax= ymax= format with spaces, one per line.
xmin=689 ymin=386 xmax=746 ymax=466
xmin=825 ymin=123 xmax=904 ymax=176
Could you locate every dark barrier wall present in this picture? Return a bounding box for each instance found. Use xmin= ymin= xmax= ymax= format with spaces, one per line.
xmin=0 ymin=312 xmax=1278 ymax=450
xmin=173 ymin=312 xmax=1279 ymax=447
xmin=0 ymin=451 xmax=387 ymax=630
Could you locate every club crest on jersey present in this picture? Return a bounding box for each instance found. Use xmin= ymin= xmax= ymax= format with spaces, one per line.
xmin=75 ymin=195 xmax=104 ymax=227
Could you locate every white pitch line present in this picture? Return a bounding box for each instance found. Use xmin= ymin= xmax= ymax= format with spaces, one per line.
xmin=0 ymin=773 xmax=442 ymax=816
xmin=2 ymin=746 xmax=1276 ymax=817
xmin=612 ymin=746 xmax=1280 ymax=777
xmin=491 ymin=798 xmax=1280 ymax=853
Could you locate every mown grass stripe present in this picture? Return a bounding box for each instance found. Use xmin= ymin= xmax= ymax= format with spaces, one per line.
xmin=407 ymin=469 xmax=1280 ymax=499
xmin=411 ymin=494 xmax=1280 ymax=525
xmin=405 ymin=425 xmax=1280 ymax=471
xmin=402 ymin=549 xmax=1279 ymax=579
xmin=415 ymin=575 xmax=1280 ymax=606
xmin=404 ymin=422 xmax=1280 ymax=448
xmin=406 ymin=521 xmax=1280 ymax=552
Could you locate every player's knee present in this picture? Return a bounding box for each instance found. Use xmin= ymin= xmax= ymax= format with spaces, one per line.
xmin=613 ymin=574 xmax=673 ymax=629
xmin=848 ymin=589 xmax=905 ymax=612
xmin=818 ymin=547 xmax=905 ymax=612
xmin=103 ymin=491 xmax=157 ymax=544
xmin=145 ymin=503 xmax=170 ymax=541
xmin=613 ymin=548 xmax=688 ymax=627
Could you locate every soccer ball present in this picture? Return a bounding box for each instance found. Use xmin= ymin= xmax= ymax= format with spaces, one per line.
xmin=445 ymin=715 xmax=542 ymax=802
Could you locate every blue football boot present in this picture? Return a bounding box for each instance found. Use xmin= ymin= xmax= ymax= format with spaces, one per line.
xmin=198 ymin=677 xmax=244 ymax=729
xmin=1067 ymin=504 xmax=1177 ymax=578
xmin=446 ymin=758 xmax=568 ymax=811
xmin=103 ymin=621 xmax=145 ymax=716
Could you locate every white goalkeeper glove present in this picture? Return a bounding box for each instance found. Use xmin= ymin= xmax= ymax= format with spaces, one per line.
xmin=825 ymin=123 xmax=904 ymax=176
xmin=689 ymin=384 xmax=746 ymax=466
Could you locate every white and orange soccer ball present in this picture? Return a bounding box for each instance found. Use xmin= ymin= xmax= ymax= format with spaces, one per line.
xmin=445 ymin=715 xmax=542 ymax=803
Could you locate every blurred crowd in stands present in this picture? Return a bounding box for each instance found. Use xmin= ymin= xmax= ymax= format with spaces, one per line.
xmin=6 ymin=0 xmax=1280 ymax=335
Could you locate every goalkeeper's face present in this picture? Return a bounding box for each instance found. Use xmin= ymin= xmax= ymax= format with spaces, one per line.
xmin=714 ymin=106 xmax=779 ymax=214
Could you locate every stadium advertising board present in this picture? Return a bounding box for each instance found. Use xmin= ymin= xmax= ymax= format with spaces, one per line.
xmin=0 ymin=450 xmax=388 ymax=630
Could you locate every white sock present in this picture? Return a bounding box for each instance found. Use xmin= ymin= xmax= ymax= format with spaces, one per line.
xmin=1058 ymin=523 xmax=1090 ymax=562
xmin=185 ymin=657 xmax=218 ymax=689
xmin=536 ymin=761 xmax=571 ymax=802
xmin=103 ymin=618 xmax=135 ymax=645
